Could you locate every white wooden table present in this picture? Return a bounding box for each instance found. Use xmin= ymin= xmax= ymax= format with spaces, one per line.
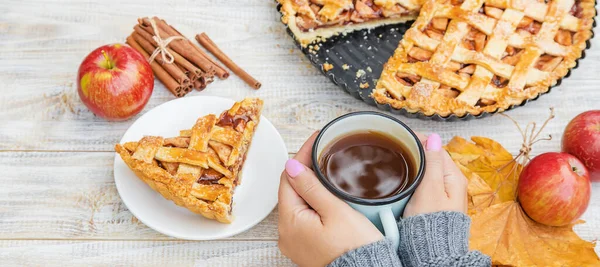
xmin=0 ymin=0 xmax=598 ymax=266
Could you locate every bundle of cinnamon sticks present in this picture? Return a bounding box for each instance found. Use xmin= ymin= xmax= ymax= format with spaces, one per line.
xmin=126 ymin=16 xmax=260 ymax=97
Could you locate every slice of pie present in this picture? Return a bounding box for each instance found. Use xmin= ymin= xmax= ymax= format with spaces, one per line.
xmin=278 ymin=0 xmax=423 ymax=47
xmin=115 ymin=98 xmax=263 ymax=223
xmin=373 ymin=0 xmax=595 ymax=117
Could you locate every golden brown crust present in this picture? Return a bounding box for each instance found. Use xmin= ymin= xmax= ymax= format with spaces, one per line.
xmin=373 ymin=0 xmax=595 ymax=117
xmin=278 ymin=0 xmax=421 ymax=47
xmin=116 ymin=98 xmax=263 ymax=223
xmin=116 ymin=144 xmax=232 ymax=223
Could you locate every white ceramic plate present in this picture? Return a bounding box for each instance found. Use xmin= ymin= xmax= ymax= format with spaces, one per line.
xmin=114 ymin=96 xmax=287 ymax=240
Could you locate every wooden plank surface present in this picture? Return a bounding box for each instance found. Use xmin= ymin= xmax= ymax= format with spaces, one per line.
xmin=0 ymin=0 xmax=599 ymax=266
xmin=1 ymin=151 xmax=600 ymax=262
xmin=0 ymin=240 xmax=292 ymax=266
xmin=0 ymin=152 xmax=279 ymax=241
xmin=0 ymin=0 xmax=598 ymax=154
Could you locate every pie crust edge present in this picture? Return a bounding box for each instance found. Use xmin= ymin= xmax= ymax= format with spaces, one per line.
xmin=278 ymin=0 xmax=420 ymax=47
xmin=115 ymin=98 xmax=264 ymax=224
xmin=371 ymin=0 xmax=595 ymax=117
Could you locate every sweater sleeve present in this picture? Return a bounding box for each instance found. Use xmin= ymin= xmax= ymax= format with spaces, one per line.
xmin=398 ymin=211 xmax=491 ymax=267
xmin=327 ymin=239 xmax=402 ymax=267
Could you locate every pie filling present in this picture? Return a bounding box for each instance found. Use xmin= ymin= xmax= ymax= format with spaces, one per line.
xmin=295 ymin=0 xmax=416 ymax=32
xmin=116 ymin=98 xmax=263 ymax=223
xmin=198 ymin=169 xmax=224 ymax=185
xmin=217 ymin=112 xmax=250 ymax=132
xmin=392 ymin=0 xmax=585 ymax=108
xmin=122 ymin=111 xmax=254 ymax=205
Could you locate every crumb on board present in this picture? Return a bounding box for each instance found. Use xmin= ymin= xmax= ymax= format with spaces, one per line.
xmin=366 ymin=67 xmax=372 ymax=72
xmin=323 ymin=62 xmax=334 ymax=72
xmin=342 ymin=64 xmax=350 ymax=70
xmin=356 ymin=69 xmax=366 ymax=78
xmin=359 ymin=82 xmax=370 ymax=89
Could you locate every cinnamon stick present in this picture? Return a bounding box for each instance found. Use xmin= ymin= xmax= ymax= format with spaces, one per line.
xmin=189 ymin=41 xmax=229 ymax=79
xmin=131 ymin=32 xmax=189 ymax=85
xmin=176 ymin=64 xmax=189 ymax=77
xmin=195 ymin=33 xmax=261 ymax=89
xmin=184 ymin=83 xmax=193 ymax=94
xmin=194 ymin=80 xmax=207 ymax=91
xmin=159 ymin=18 xmax=230 ymax=80
xmin=126 ymin=35 xmax=187 ymax=97
xmin=188 ymin=70 xmax=206 ymax=91
xmin=133 ymin=25 xmax=205 ymax=82
xmin=137 ymin=18 xmax=216 ymax=77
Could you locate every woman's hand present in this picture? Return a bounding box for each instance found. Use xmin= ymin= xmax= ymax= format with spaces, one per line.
xmin=403 ymin=133 xmax=468 ymax=217
xmin=278 ymin=132 xmax=384 ymax=267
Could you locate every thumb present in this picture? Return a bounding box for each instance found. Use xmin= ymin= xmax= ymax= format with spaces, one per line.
xmin=284 ymin=158 xmax=347 ymax=217
xmin=442 ymin=151 xmax=468 ymax=209
xmin=421 ymin=133 xmax=445 ymax=193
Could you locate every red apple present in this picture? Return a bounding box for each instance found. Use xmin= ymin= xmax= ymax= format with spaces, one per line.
xmin=77 ymin=44 xmax=153 ymax=121
xmin=518 ymin=152 xmax=591 ymax=226
xmin=562 ymin=110 xmax=600 ymax=182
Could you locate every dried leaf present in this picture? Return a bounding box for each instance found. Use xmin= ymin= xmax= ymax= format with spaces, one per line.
xmin=446 ymin=135 xmax=600 ymax=266
xmin=445 ymin=136 xmax=486 ymax=163
xmin=470 ymin=202 xmax=599 ymax=267
xmin=457 ymin=164 xmax=500 ymax=215
xmin=466 ymin=154 xmax=520 ymax=202
xmin=446 ymin=136 xmax=521 ymax=204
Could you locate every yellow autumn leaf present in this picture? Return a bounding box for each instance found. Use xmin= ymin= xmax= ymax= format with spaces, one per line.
xmin=470 ymin=136 xmax=514 ymax=163
xmin=446 ymin=136 xmax=521 ymax=203
xmin=446 ymin=133 xmax=600 ymax=266
xmin=470 ymin=202 xmax=599 ymax=267
xmin=445 ymin=136 xmax=486 ymax=163
xmin=457 ymin=164 xmax=501 ymax=215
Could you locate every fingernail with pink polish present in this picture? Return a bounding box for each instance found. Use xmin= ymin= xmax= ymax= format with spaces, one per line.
xmin=285 ymin=159 xmax=305 ymax=178
xmin=426 ymin=133 xmax=442 ymax=151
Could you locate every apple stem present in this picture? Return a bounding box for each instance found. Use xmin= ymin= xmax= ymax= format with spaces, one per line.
xmin=101 ymin=50 xmax=113 ymax=69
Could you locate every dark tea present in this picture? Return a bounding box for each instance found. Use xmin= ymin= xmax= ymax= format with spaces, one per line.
xmin=319 ymin=131 xmax=417 ymax=199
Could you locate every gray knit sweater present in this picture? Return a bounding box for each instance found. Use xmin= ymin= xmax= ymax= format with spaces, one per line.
xmin=328 ymin=211 xmax=491 ymax=267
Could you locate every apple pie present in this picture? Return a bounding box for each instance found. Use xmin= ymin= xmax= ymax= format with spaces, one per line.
xmin=115 ymin=98 xmax=263 ymax=223
xmin=373 ymin=0 xmax=595 ymax=117
xmin=278 ymin=0 xmax=423 ymax=47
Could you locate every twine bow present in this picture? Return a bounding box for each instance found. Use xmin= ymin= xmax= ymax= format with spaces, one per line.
xmin=147 ymin=18 xmax=184 ymax=64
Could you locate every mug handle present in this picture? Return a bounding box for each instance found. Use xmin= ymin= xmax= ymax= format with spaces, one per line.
xmin=378 ymin=207 xmax=399 ymax=250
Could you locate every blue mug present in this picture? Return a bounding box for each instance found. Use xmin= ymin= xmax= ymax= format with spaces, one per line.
xmin=312 ymin=111 xmax=426 ymax=250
